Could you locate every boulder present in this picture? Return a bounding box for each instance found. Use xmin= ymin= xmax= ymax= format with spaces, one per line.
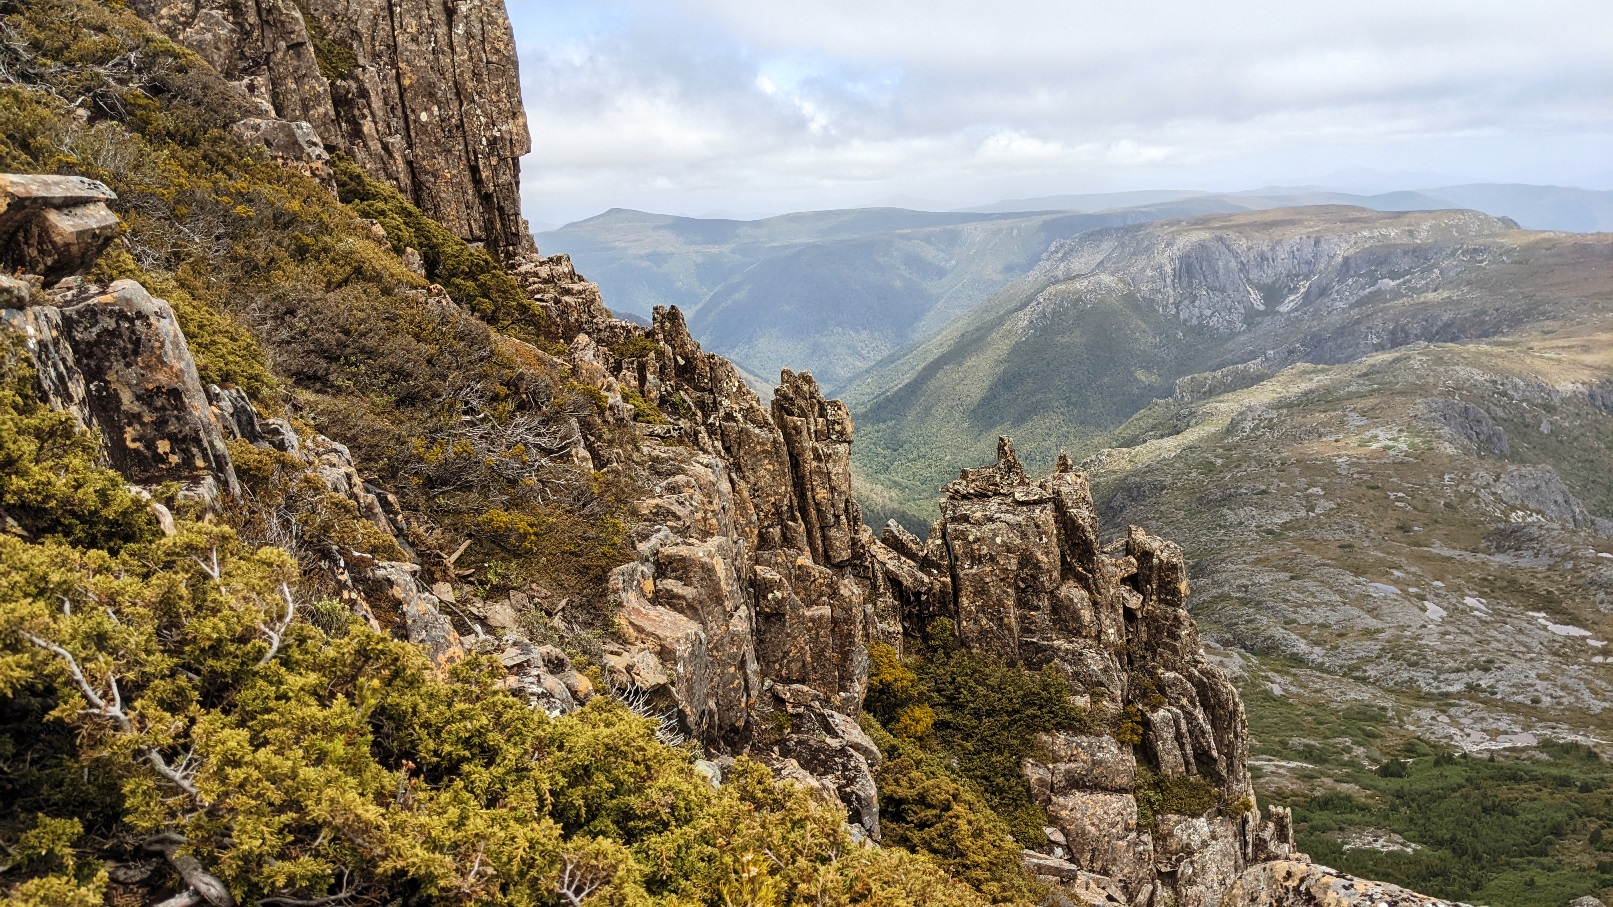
xmin=14 ymin=280 xmax=241 ymax=503
xmin=0 ymin=174 xmax=120 ymax=282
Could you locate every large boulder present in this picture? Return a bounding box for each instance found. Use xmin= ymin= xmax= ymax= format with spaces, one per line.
xmin=0 ymin=174 xmax=120 ymax=283
xmin=1222 ymin=860 xmax=1460 ymax=906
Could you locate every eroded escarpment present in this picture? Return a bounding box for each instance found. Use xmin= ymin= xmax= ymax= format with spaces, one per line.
xmin=1 ymin=177 xmax=1460 ymax=907
xmin=130 ymin=0 xmax=533 ymax=256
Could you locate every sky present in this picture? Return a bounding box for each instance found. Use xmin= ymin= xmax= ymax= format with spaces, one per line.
xmin=506 ymin=0 xmax=1613 ymax=227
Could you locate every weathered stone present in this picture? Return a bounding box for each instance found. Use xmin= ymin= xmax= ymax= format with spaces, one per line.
xmin=131 ymin=0 xmax=533 ymax=256
xmin=1034 ymin=733 xmax=1138 ymax=793
xmin=773 ymin=369 xmax=860 ymax=567
xmin=19 ymin=280 xmax=241 ymax=502
xmin=230 ymin=118 xmax=333 ymax=188
xmin=1222 ymin=860 xmax=1459 ymax=906
xmin=0 ymin=174 xmax=120 ymax=282
xmin=365 ymin=561 xmax=463 ymax=671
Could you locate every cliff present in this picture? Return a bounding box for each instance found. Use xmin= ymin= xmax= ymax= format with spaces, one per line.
xmin=130 ymin=0 xmax=533 ymax=256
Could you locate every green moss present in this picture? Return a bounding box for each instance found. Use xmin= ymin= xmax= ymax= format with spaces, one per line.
xmin=620 ymin=383 xmax=669 ymax=424
xmin=287 ymin=0 xmax=357 ymax=81
xmin=1133 ymin=765 xmax=1218 ymax=828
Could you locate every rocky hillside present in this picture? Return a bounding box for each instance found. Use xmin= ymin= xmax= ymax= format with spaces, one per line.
xmin=850 ymin=206 xmax=1612 ymax=529
xmin=0 ymin=1 xmax=1589 ymax=907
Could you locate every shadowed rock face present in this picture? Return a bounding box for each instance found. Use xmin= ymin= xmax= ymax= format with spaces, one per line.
xmin=131 ymin=0 xmax=533 ymax=257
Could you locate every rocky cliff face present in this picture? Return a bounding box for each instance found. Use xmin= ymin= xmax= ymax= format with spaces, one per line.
xmin=131 ymin=0 xmax=533 ymax=256
xmin=1029 ymin=207 xmax=1511 ymax=334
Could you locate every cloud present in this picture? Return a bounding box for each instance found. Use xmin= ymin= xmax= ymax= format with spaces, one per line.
xmin=508 ymin=0 xmax=1613 ymax=225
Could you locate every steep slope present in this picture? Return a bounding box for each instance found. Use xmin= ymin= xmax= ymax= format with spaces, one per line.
xmin=850 ymin=207 xmax=1611 ymax=528
xmin=130 ymin=0 xmax=532 ymax=254
xmin=0 ymin=2 xmax=1588 ymax=907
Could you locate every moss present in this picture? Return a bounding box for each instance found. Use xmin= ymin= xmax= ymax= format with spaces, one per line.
xmin=1133 ymin=765 xmax=1218 ymax=828
xmin=620 ymin=383 xmax=669 ymax=424
xmin=287 ymin=0 xmax=357 ymax=81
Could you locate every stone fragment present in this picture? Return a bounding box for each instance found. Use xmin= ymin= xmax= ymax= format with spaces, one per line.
xmin=365 ymin=561 xmax=463 ymax=671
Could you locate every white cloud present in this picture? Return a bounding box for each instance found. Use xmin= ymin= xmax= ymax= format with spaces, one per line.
xmin=507 ymin=0 xmax=1613 ymax=225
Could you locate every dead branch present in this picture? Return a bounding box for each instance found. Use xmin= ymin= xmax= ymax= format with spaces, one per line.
xmin=257 ymin=583 xmax=296 ymax=666
xmin=22 ymin=632 xmax=202 ymax=801
xmin=556 ymin=854 xmax=606 ymax=907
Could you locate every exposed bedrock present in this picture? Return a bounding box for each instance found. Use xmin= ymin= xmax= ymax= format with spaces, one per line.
xmin=131 ymin=0 xmax=533 ymax=256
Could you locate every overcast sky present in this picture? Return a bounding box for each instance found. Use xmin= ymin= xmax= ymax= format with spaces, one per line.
xmin=506 ymin=0 xmax=1613 ymax=227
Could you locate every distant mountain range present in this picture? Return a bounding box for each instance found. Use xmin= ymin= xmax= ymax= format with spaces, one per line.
xmin=962 ymin=183 xmax=1613 ymax=232
xmin=537 ymin=182 xmax=1613 ymax=395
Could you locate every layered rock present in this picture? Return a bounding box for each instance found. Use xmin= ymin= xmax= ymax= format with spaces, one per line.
xmin=868 ymin=438 xmax=1295 ymax=906
xmin=131 ymin=0 xmax=533 ymax=256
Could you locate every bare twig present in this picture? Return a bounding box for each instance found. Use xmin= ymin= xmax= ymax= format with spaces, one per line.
xmin=193 ymin=547 xmax=222 ymax=581
xmin=257 ymin=584 xmax=296 ymax=666
xmin=556 ymin=855 xmax=606 ymax=907
xmin=22 ymin=632 xmax=203 ymax=801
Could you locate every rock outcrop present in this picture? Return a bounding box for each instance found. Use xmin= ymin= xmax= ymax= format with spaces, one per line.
xmin=1221 ymin=861 xmax=1459 ymax=907
xmin=866 ymin=438 xmax=1297 ymax=906
xmin=1030 ymin=208 xmax=1511 ymax=334
xmin=131 ymin=0 xmax=533 ymax=256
